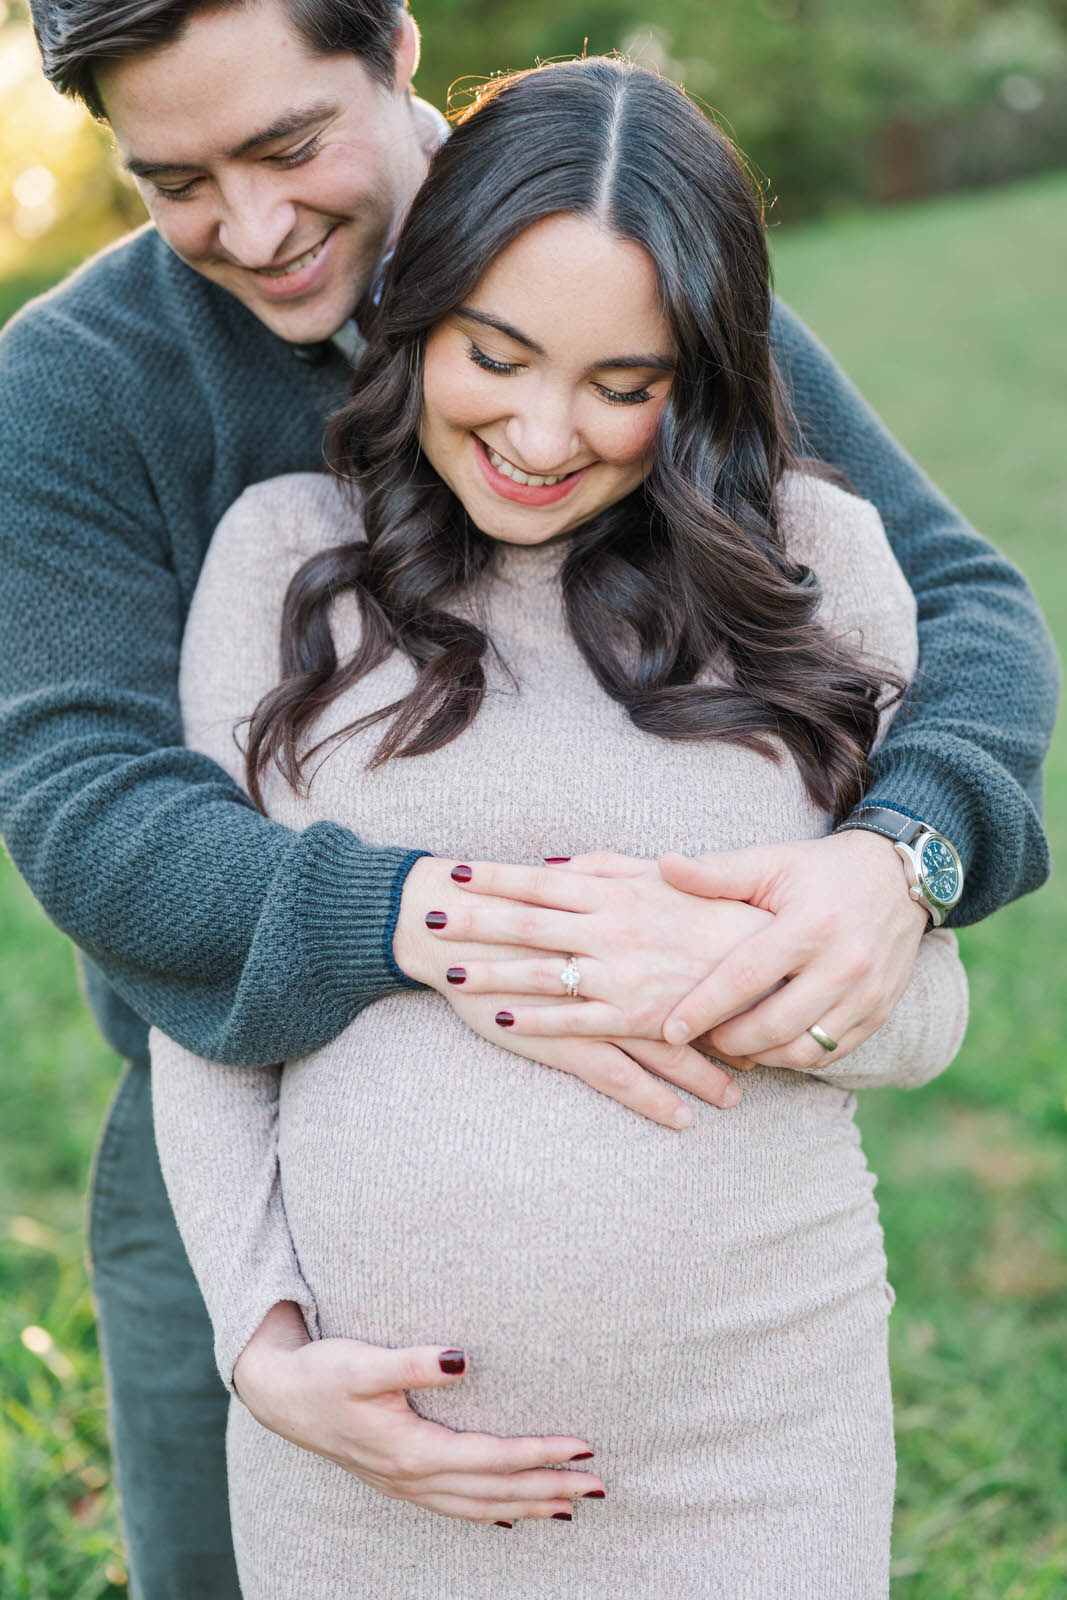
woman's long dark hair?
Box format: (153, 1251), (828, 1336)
(244, 57), (901, 820)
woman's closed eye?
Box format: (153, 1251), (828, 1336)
(466, 342), (653, 406)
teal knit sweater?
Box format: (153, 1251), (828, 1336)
(0, 227), (1056, 1067)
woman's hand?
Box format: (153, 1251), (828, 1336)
(233, 1302), (603, 1526)
(416, 852), (775, 1043)
(394, 856), (743, 1127)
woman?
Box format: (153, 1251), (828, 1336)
(151, 57), (967, 1597)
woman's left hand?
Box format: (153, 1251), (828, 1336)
(427, 853), (774, 1041)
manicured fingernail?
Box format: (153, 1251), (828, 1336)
(544, 857), (571, 864)
(672, 1104), (693, 1128)
(425, 911), (447, 929)
(722, 1081), (742, 1108)
(552, 1511), (573, 1520)
(446, 967), (467, 985)
(664, 1019), (690, 1045)
(494, 1520), (514, 1528)
(495, 1011), (514, 1028)
(451, 864), (473, 882)
(438, 1350), (466, 1373)
(569, 1452), (594, 1461)
(583, 1490), (605, 1498)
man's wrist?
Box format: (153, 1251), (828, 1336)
(829, 827), (932, 928)
(835, 804), (963, 926)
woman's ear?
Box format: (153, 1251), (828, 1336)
(392, 10), (421, 94)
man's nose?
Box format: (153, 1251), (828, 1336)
(216, 180), (299, 270)
(503, 402), (582, 476)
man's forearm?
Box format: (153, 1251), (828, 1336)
(770, 297), (1057, 921)
(0, 730), (425, 1064)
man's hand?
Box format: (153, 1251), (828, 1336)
(233, 1302), (603, 1525)
(658, 830), (929, 1070)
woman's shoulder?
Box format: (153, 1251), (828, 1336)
(208, 471), (358, 579)
(775, 468), (917, 678)
(180, 472), (362, 782)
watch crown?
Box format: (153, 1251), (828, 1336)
(909, 886), (923, 901)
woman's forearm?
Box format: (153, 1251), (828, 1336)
(149, 1031), (320, 1390)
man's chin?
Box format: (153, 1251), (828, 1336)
(246, 294), (358, 347)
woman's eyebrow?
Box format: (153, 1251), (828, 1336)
(457, 309), (675, 374)
(457, 307), (544, 354)
(594, 353), (678, 373)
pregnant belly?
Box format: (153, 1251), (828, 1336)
(278, 992), (890, 1458)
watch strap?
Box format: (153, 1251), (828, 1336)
(836, 805), (926, 847)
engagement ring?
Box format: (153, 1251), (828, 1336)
(560, 956), (582, 997)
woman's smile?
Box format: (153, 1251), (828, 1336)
(473, 434), (591, 506)
(417, 214), (675, 546)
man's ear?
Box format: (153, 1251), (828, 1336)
(393, 10), (421, 94)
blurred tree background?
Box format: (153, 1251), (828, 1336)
(2, 0), (1067, 274)
(1, 2), (1065, 1597)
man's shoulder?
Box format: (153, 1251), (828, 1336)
(1, 226), (241, 379)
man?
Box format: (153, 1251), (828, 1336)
(2, 1), (1056, 1592)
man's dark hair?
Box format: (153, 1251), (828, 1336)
(29, 0), (405, 119)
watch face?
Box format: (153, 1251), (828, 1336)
(919, 835), (962, 907)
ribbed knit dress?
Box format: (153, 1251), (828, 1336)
(151, 468), (968, 1600)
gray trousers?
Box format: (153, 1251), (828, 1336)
(88, 1062), (242, 1598)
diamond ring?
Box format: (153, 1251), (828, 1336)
(560, 956), (582, 997)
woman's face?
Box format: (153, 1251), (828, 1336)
(418, 214), (677, 546)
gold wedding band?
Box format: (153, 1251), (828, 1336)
(807, 1022), (838, 1053)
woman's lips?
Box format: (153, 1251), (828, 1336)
(473, 435), (589, 507)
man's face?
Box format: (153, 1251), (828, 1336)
(98, 1), (424, 342)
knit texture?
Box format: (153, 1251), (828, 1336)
(0, 228), (1052, 1069)
(151, 470), (969, 1598)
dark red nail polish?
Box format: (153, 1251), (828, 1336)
(425, 911), (447, 929)
(583, 1490), (605, 1499)
(438, 1350), (465, 1374)
(451, 864), (473, 882)
(544, 857), (571, 864)
(569, 1452), (594, 1461)
(552, 1512), (573, 1521)
(494, 1520), (514, 1528)
(446, 967), (467, 985)
(495, 1011), (514, 1028)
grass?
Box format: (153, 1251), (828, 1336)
(2, 170), (1066, 1595)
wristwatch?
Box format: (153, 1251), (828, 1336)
(836, 806), (964, 927)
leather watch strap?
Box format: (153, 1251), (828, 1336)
(836, 805), (926, 846)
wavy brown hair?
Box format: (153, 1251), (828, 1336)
(244, 56), (902, 820)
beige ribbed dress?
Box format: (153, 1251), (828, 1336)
(151, 469), (968, 1600)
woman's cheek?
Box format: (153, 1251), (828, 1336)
(596, 399), (666, 467)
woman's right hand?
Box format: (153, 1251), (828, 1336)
(394, 858), (742, 1129)
(233, 1302), (603, 1524)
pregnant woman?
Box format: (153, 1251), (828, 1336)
(151, 57), (968, 1598)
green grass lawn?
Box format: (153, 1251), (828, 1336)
(2, 171), (1066, 1596)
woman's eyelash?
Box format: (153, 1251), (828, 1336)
(467, 342), (518, 376)
(596, 383), (653, 406)
(154, 136), (323, 200)
(468, 342), (652, 405)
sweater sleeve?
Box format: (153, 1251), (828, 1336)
(779, 472), (969, 1092)
(770, 298), (1058, 925)
(0, 308), (424, 1068)
(150, 1028), (319, 1389)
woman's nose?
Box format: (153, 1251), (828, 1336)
(503, 404), (582, 476)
